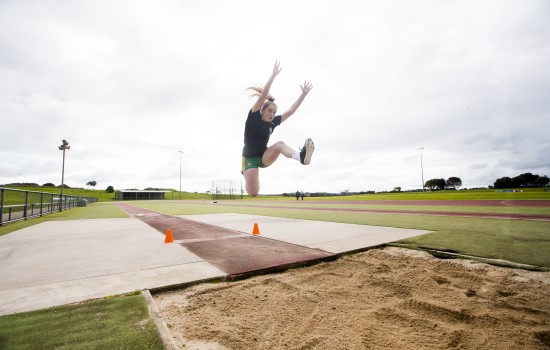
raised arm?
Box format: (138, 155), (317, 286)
(281, 80), (313, 123)
(251, 60), (282, 113)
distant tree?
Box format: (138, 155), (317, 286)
(537, 175), (550, 187)
(392, 187), (401, 192)
(494, 173), (550, 189)
(424, 179), (435, 191)
(86, 181), (97, 190)
(511, 173), (536, 188)
(494, 176), (512, 189)
(42, 183), (56, 187)
(106, 186), (115, 193)
(425, 179), (435, 191)
(446, 177), (462, 189)
(425, 178), (446, 191)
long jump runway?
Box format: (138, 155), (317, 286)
(0, 204), (430, 315)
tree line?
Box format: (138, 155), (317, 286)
(493, 172), (549, 189)
(421, 173), (549, 191)
(0, 182), (116, 193)
(423, 177), (462, 191)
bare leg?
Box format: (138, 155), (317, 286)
(244, 141), (299, 197)
(243, 168), (260, 197)
(262, 141), (295, 167)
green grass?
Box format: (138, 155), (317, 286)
(202, 200), (550, 216)
(45, 202), (129, 220)
(126, 198), (550, 217)
(0, 294), (163, 350)
(1, 186), (213, 203)
(1, 186), (117, 203)
(3, 186), (549, 203)
(309, 188), (550, 201)
(0, 202), (128, 236)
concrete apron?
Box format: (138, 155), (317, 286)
(0, 218), (225, 316)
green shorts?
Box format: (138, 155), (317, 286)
(242, 156), (266, 172)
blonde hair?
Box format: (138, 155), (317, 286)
(246, 86), (277, 112)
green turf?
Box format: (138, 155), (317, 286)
(2, 186), (212, 202)
(45, 202), (129, 220)
(0, 293), (163, 350)
(198, 200), (550, 216)
(3, 186), (550, 203)
(312, 188), (550, 200)
(1, 186), (117, 203)
(125, 199), (550, 217)
(0, 202), (128, 236)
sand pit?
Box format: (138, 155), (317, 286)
(155, 247), (550, 349)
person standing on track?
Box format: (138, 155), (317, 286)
(242, 60), (314, 197)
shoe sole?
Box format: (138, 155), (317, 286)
(303, 138), (314, 165)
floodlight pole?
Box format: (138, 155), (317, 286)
(418, 147), (425, 192)
(59, 140), (70, 211)
(178, 151), (184, 200)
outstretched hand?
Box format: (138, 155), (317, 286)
(272, 60), (282, 77)
(301, 81), (313, 94)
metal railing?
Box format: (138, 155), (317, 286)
(0, 187), (98, 226)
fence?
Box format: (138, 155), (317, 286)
(210, 180), (241, 200)
(0, 187), (98, 226)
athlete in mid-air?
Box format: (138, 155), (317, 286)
(242, 60), (314, 197)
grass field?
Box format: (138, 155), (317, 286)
(3, 186), (550, 203)
(0, 202), (129, 236)
(1, 186), (211, 202)
(310, 188), (550, 200)
(0, 294), (163, 350)
(1, 193), (549, 349)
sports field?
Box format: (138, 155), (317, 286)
(1, 195), (549, 349)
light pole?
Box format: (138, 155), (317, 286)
(59, 140), (70, 211)
(178, 150), (184, 200)
(417, 147), (425, 192)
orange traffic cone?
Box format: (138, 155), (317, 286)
(252, 223), (260, 235)
(165, 228), (174, 243)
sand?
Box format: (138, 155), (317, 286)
(155, 247), (550, 349)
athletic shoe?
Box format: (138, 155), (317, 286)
(300, 138), (315, 165)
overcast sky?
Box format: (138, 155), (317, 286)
(1, 0), (549, 195)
